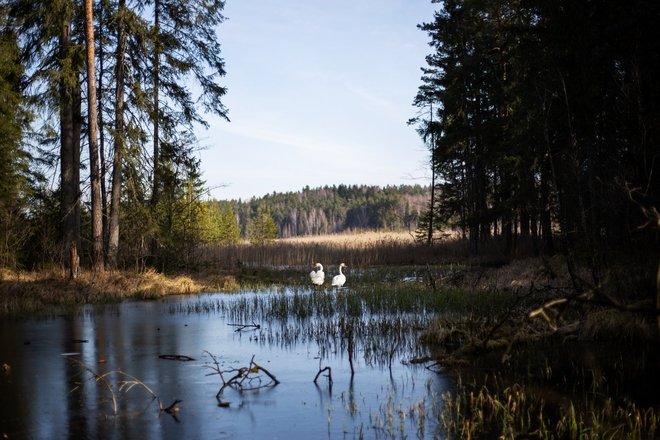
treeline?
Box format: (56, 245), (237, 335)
(411, 0), (659, 268)
(217, 184), (429, 238)
(0, 0), (228, 272)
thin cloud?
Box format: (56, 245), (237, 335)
(218, 122), (365, 158)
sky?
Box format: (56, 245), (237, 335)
(197, 0), (438, 201)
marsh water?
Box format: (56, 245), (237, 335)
(0, 288), (450, 439)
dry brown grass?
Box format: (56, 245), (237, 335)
(0, 268), (233, 315)
(279, 230), (416, 246)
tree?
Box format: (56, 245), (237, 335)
(4, 0), (230, 272)
(8, 0), (85, 276)
(149, 0), (228, 208)
(0, 20), (30, 268)
(58, 1), (83, 278)
(200, 201), (240, 245)
(84, 0), (104, 271)
(144, 0), (228, 267)
(247, 211), (278, 245)
(105, 0), (126, 269)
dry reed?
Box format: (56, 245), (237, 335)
(194, 231), (472, 270)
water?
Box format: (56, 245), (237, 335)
(0, 289), (451, 439)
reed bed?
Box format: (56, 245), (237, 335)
(194, 232), (472, 269)
(171, 287), (435, 366)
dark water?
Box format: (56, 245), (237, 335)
(0, 290), (450, 439)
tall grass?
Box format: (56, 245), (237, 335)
(440, 375), (658, 439)
(193, 232), (473, 269)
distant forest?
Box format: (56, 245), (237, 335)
(216, 184), (430, 239)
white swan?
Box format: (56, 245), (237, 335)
(309, 263), (325, 286)
(332, 263), (347, 287)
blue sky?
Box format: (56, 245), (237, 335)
(198, 0), (438, 201)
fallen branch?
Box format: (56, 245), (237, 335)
(480, 285), (537, 345)
(203, 351), (279, 407)
(159, 354), (195, 361)
(228, 322), (261, 332)
(529, 285), (659, 334)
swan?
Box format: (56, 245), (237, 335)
(332, 263), (347, 287)
(309, 263), (325, 286)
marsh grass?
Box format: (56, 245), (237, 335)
(440, 375), (658, 439)
(172, 287), (436, 367)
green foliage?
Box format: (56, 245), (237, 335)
(247, 210), (278, 245)
(150, 135), (209, 269)
(0, 24), (31, 268)
(200, 201), (240, 245)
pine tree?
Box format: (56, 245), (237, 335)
(247, 211), (278, 245)
(0, 20), (30, 267)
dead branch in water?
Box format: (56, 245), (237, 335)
(313, 366), (333, 387)
(203, 351), (279, 407)
(159, 354), (196, 361)
(228, 322), (261, 332)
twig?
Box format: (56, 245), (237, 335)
(250, 356), (280, 385)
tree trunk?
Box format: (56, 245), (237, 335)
(107, 0), (126, 269)
(147, 0), (162, 268)
(59, 15), (80, 279)
(540, 165), (554, 255)
(99, 0), (108, 254)
(656, 260), (660, 338)
(85, 0), (104, 272)
(151, 0), (160, 208)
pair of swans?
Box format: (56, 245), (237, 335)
(310, 263), (346, 287)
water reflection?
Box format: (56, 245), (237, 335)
(0, 289), (451, 439)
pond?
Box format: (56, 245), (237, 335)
(0, 288), (451, 439)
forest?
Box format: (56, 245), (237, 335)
(227, 184), (429, 238)
(410, 0), (659, 287)
(0, 0), (658, 282)
(0, 0), (229, 273)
